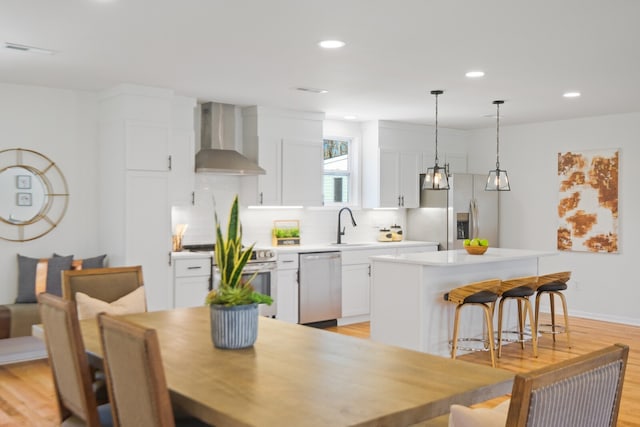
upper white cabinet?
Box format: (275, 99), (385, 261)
(98, 84), (196, 311)
(362, 121), (423, 208)
(168, 96), (197, 205)
(241, 107), (324, 207)
(378, 150), (421, 208)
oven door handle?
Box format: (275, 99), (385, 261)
(240, 263), (277, 273)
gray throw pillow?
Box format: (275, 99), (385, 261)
(16, 254), (74, 303)
(54, 253), (107, 270)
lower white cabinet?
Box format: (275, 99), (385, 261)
(173, 257), (211, 308)
(341, 264), (371, 317)
(340, 244), (438, 324)
(276, 253), (299, 323)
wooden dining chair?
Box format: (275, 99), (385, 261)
(37, 293), (112, 427)
(62, 266), (145, 306)
(97, 313), (209, 427)
(506, 343), (628, 426)
(447, 344), (629, 427)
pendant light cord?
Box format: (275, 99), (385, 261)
(434, 92), (439, 165)
(495, 101), (501, 170)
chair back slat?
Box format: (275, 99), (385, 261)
(37, 293), (103, 426)
(447, 279), (500, 305)
(98, 313), (176, 427)
(497, 276), (538, 295)
(62, 266), (145, 305)
(537, 271), (571, 289)
(506, 343), (629, 426)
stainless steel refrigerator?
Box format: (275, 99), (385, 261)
(406, 173), (499, 250)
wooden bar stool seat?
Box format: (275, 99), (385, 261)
(496, 276), (538, 358)
(535, 271), (571, 348)
(444, 279), (501, 368)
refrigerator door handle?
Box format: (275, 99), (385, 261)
(470, 198), (479, 239)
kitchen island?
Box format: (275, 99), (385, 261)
(370, 248), (555, 357)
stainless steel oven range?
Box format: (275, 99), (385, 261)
(213, 247), (277, 318)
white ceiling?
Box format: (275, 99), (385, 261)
(2, 0), (639, 130)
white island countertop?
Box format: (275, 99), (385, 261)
(371, 247), (555, 266)
(273, 240), (438, 254)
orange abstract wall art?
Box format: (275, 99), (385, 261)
(557, 149), (619, 253)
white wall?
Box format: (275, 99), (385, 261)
(468, 112), (640, 325)
(0, 83), (101, 303)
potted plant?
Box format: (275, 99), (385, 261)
(205, 195), (273, 349)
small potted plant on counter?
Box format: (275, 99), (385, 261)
(205, 195), (273, 349)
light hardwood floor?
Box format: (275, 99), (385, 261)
(0, 314), (638, 426)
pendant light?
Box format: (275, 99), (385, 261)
(485, 100), (511, 191)
(423, 90), (450, 190)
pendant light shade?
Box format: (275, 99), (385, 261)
(423, 90), (450, 190)
(485, 100), (511, 191)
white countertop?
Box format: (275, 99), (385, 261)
(371, 247), (556, 266)
(272, 240), (439, 254)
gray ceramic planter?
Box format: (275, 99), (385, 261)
(209, 303), (259, 349)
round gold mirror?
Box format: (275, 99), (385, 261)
(0, 148), (69, 242)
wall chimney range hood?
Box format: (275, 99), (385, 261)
(195, 102), (265, 175)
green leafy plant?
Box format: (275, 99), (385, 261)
(205, 195), (273, 307)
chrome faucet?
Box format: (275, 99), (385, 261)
(337, 207), (357, 244)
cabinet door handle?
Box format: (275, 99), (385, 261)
(398, 195), (401, 206)
(168, 155), (172, 171)
(281, 260), (295, 263)
(368, 264), (371, 277)
(187, 266), (202, 270)
(260, 192), (264, 205)
(401, 195), (405, 206)
(191, 191), (195, 205)
(168, 252), (172, 266)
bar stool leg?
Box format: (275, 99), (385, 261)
(481, 303), (496, 368)
(451, 304), (462, 360)
(497, 298), (506, 358)
(557, 291), (572, 348)
(550, 293), (557, 343)
(517, 299), (525, 349)
(523, 297), (538, 357)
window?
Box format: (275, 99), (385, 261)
(323, 138), (352, 205)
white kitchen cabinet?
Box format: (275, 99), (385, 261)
(168, 96), (197, 205)
(276, 253), (299, 323)
(377, 150), (421, 208)
(339, 245), (437, 324)
(173, 257), (211, 308)
(241, 106), (324, 207)
(282, 139), (323, 206)
(98, 84), (196, 311)
(341, 263), (371, 317)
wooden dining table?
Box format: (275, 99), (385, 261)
(79, 306), (513, 427)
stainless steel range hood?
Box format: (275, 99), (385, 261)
(195, 102), (265, 175)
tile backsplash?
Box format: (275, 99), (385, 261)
(172, 175), (407, 248)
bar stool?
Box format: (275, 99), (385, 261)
(496, 276), (538, 358)
(535, 271), (571, 348)
(444, 279), (500, 368)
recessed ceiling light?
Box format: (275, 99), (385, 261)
(318, 40), (346, 49)
(563, 92), (581, 98)
(343, 115), (357, 120)
(465, 70), (485, 78)
(4, 42), (55, 55)
(295, 87), (328, 94)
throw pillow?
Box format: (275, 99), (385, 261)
(16, 254), (74, 303)
(53, 253), (107, 270)
(449, 399), (511, 427)
(75, 287), (146, 320)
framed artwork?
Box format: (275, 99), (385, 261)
(557, 148), (619, 253)
(16, 192), (32, 206)
(16, 175), (31, 189)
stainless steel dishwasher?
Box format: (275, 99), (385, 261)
(298, 251), (342, 325)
